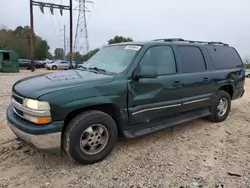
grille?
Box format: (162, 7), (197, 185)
(12, 93), (24, 118)
(13, 107), (24, 117)
(12, 94), (23, 104)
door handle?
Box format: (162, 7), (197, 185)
(173, 80), (181, 86)
(203, 78), (209, 83)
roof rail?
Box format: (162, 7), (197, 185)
(152, 38), (229, 46)
(153, 38), (185, 42)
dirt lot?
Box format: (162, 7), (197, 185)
(0, 70), (250, 188)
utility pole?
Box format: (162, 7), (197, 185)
(30, 0), (72, 71)
(69, 0), (73, 68)
(64, 25), (66, 60)
(30, 0), (35, 72)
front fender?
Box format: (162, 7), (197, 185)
(38, 77), (128, 126)
(62, 95), (121, 111)
(61, 95), (128, 130)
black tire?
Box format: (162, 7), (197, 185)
(52, 65), (57, 70)
(63, 110), (118, 164)
(247, 74), (250, 78)
(209, 90), (231, 122)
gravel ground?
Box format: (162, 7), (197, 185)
(0, 69), (250, 188)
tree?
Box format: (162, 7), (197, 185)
(82, 48), (100, 62)
(54, 48), (64, 59)
(47, 52), (53, 59)
(0, 28), (30, 59)
(66, 48), (100, 62)
(108, 36), (133, 44)
(73, 52), (82, 61)
(0, 26), (51, 60)
(244, 63), (250, 69)
(15, 26), (23, 32)
(35, 37), (50, 60)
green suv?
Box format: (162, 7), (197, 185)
(7, 38), (245, 164)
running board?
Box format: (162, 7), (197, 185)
(123, 107), (211, 139)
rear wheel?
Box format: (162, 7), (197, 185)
(63, 110), (118, 164)
(52, 65), (57, 70)
(247, 74), (250, 78)
(209, 90), (231, 122)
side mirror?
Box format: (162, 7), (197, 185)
(138, 66), (158, 78)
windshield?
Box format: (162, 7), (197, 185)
(85, 45), (141, 74)
(47, 60), (55, 64)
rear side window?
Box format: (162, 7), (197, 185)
(206, 46), (242, 69)
(178, 46), (206, 73)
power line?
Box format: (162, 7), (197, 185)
(95, 0), (112, 12)
(29, 0), (74, 70)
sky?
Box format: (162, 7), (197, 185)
(1, 0), (250, 60)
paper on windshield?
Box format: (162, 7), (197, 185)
(124, 45), (141, 51)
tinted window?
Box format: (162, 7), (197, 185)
(140, 46), (176, 75)
(3, 52), (10, 60)
(206, 46), (242, 69)
(178, 46), (206, 73)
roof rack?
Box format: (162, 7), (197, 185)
(152, 38), (229, 46)
(153, 38), (185, 42)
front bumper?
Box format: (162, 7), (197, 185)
(7, 106), (63, 153)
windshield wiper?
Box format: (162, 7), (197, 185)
(88, 67), (113, 75)
(77, 66), (88, 70)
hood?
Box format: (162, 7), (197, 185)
(13, 70), (115, 99)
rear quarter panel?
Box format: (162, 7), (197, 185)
(203, 46), (245, 99)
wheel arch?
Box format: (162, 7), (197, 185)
(218, 85), (234, 98)
(61, 103), (124, 140)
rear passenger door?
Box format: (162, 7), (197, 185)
(176, 46), (212, 112)
(59, 61), (68, 69)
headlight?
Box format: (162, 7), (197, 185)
(23, 98), (50, 110)
(22, 98), (51, 124)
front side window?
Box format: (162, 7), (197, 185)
(85, 45), (141, 74)
(140, 46), (176, 75)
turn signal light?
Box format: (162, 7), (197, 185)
(37, 117), (52, 124)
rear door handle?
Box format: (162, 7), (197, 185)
(173, 80), (181, 86)
(203, 78), (209, 83)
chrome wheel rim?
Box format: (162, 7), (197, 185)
(80, 124), (109, 155)
(217, 98), (228, 117)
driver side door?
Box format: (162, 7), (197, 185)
(128, 45), (184, 126)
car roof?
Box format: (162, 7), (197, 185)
(0, 50), (15, 53)
(107, 38), (230, 48)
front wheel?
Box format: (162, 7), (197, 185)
(63, 110), (118, 164)
(209, 90), (231, 122)
(52, 65), (57, 70)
